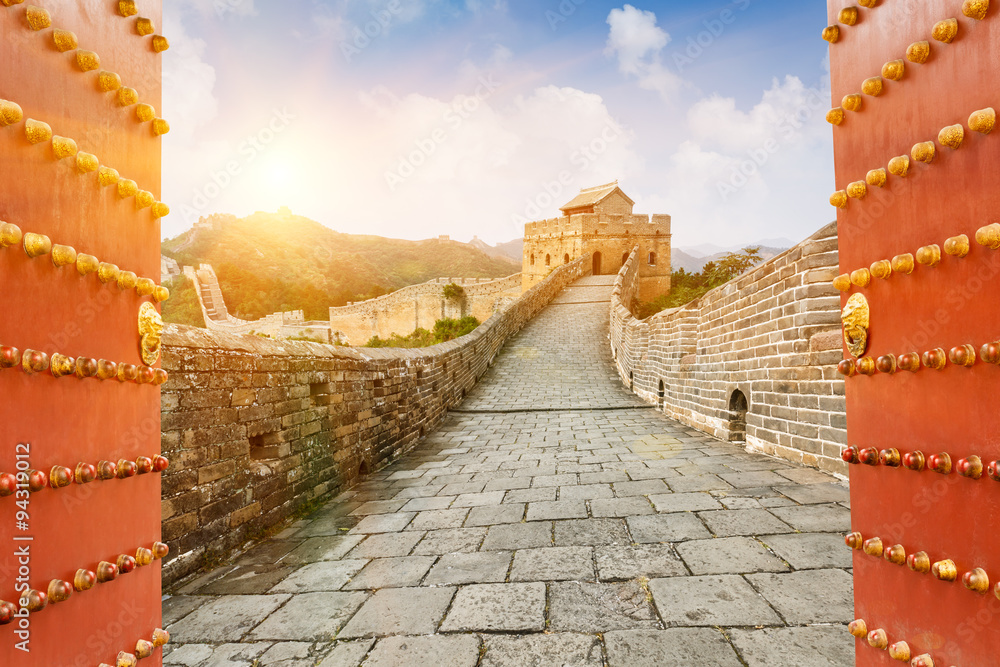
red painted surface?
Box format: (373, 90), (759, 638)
(0, 1), (164, 665)
(828, 1), (1000, 664)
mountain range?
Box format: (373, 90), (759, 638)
(162, 212), (518, 321)
(671, 241), (793, 273)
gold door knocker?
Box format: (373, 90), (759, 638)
(842, 293), (870, 358)
(138, 302), (163, 366)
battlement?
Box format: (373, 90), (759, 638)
(524, 212), (671, 238)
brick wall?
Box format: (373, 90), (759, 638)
(609, 222), (848, 474)
(159, 256), (591, 585)
(328, 274), (522, 345)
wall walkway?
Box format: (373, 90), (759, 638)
(162, 272), (853, 667)
(159, 256), (590, 584)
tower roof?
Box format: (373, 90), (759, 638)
(559, 181), (634, 213)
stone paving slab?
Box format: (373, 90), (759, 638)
(316, 640), (375, 667)
(627, 513), (711, 543)
(249, 592), (368, 642)
(344, 532), (424, 559)
(761, 532), (854, 569)
(281, 535), (365, 565)
(647, 575), (783, 627)
(676, 536), (790, 575)
(162, 595), (212, 627)
(729, 625), (855, 667)
(413, 527), (486, 554)
(338, 587), (455, 638)
(166, 276), (853, 665)
(548, 580), (660, 632)
(746, 569), (855, 624)
(509, 546), (595, 582)
(594, 544), (688, 581)
(270, 560), (368, 594)
(196, 564), (295, 595)
(256, 641), (315, 667)
(698, 508), (793, 537)
(169, 594), (291, 642)
(769, 503), (852, 532)
(648, 491), (723, 512)
(554, 518), (630, 546)
(480, 521), (552, 550)
(424, 551), (512, 585)
(341, 556), (436, 589)
(440, 582), (546, 632)
(164, 641), (273, 666)
(604, 628), (743, 667)
(480, 633), (604, 667)
(362, 635), (481, 667)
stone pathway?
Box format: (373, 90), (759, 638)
(162, 276), (854, 667)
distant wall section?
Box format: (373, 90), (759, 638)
(184, 264), (335, 342)
(329, 274), (521, 345)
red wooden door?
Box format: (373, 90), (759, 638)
(0, 2), (168, 665)
(828, 1), (1000, 664)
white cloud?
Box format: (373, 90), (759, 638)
(605, 5), (681, 97)
(346, 83), (642, 242)
(161, 13), (218, 143)
(641, 72), (834, 248)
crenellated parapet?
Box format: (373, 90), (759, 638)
(524, 213), (671, 238)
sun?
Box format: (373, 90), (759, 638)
(266, 160), (294, 187)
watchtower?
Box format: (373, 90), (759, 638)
(521, 181), (671, 301)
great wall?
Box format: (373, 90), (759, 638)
(610, 222), (845, 474)
(158, 184), (847, 583)
(159, 256), (591, 584)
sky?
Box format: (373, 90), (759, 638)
(161, 0), (835, 248)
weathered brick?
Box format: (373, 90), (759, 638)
(199, 460), (236, 485)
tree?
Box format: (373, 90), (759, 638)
(632, 247), (764, 319)
(161, 276), (207, 328)
(442, 283), (466, 301)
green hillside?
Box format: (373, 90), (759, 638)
(162, 212), (518, 321)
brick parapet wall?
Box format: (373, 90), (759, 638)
(609, 222), (848, 474)
(159, 256), (591, 585)
(328, 274), (522, 344)
(525, 212), (671, 238)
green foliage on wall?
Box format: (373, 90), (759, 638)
(633, 247), (763, 319)
(161, 275), (207, 328)
(364, 316), (481, 348)
(442, 282), (466, 301)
